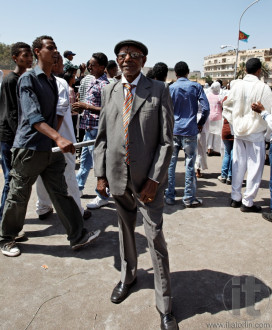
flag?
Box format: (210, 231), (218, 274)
(239, 30), (250, 42)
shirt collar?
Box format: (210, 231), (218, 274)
(243, 74), (259, 82)
(121, 72), (142, 87)
(95, 73), (108, 83)
(34, 65), (45, 76)
(177, 77), (188, 81)
(34, 65), (55, 80)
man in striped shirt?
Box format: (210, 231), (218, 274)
(72, 52), (109, 208)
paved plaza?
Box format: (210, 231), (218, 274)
(1, 154), (272, 329)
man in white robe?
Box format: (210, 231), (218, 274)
(223, 58), (272, 212)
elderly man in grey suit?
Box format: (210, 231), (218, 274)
(94, 40), (178, 330)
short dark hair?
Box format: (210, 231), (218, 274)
(146, 68), (155, 79)
(92, 52), (108, 67)
(11, 42), (31, 57)
(174, 61), (189, 77)
(153, 62), (168, 81)
(246, 58), (262, 74)
(63, 71), (75, 85)
(216, 79), (223, 87)
(106, 60), (117, 71)
(32, 35), (54, 59)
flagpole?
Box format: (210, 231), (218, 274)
(234, 0), (260, 79)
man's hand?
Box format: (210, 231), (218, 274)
(198, 125), (203, 133)
(96, 177), (109, 198)
(79, 63), (86, 75)
(252, 101), (265, 113)
(55, 136), (75, 154)
(72, 102), (87, 114)
(33, 122), (75, 154)
(139, 179), (159, 204)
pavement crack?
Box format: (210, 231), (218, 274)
(56, 271), (88, 284)
(24, 290), (70, 330)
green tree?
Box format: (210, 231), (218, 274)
(0, 43), (15, 70)
(236, 62), (246, 79)
(204, 75), (213, 85)
(261, 61), (270, 80)
(236, 60), (270, 81)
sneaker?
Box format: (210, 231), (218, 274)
(240, 204), (262, 213)
(1, 241), (21, 257)
(72, 230), (101, 250)
(39, 208), (53, 220)
(217, 176), (226, 184)
(87, 196), (109, 209)
(184, 198), (203, 208)
(165, 197), (175, 205)
(83, 209), (92, 220)
(226, 178), (232, 185)
(230, 199), (242, 208)
(262, 212), (272, 222)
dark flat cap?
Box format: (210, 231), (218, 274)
(114, 40), (148, 56)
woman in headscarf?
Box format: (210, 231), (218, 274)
(207, 81), (224, 156)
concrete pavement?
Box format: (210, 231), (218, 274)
(0, 154), (272, 329)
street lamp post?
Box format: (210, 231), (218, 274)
(234, 0), (260, 79)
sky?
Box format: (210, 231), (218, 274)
(0, 0), (272, 73)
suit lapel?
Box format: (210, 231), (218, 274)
(129, 75), (151, 124)
(113, 81), (125, 111)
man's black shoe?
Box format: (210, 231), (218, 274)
(83, 209), (92, 220)
(240, 204), (262, 213)
(160, 312), (178, 330)
(110, 278), (137, 304)
(39, 208), (53, 220)
(230, 199), (242, 208)
(262, 212), (272, 222)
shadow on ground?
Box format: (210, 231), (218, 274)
(124, 268), (271, 322)
(22, 208), (148, 270)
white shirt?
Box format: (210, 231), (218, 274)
(223, 74), (272, 142)
(56, 77), (76, 144)
(121, 73), (142, 98)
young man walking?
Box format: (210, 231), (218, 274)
(0, 36), (100, 257)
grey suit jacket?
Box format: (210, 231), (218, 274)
(94, 74), (174, 196)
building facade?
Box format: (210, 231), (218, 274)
(203, 48), (272, 86)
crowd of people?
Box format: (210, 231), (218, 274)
(1, 35), (272, 330)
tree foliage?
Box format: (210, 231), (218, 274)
(261, 61), (270, 79)
(0, 43), (15, 70)
(204, 75), (213, 85)
(236, 62), (246, 79)
(236, 60), (270, 80)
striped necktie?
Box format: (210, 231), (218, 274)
(123, 83), (135, 164)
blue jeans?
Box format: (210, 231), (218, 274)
(76, 129), (97, 191)
(165, 135), (197, 203)
(221, 140), (233, 179)
(0, 141), (13, 222)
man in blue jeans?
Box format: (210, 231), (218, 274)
(72, 53), (109, 209)
(165, 61), (209, 207)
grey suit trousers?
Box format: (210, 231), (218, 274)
(112, 171), (172, 314)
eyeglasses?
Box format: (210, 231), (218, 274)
(117, 52), (144, 60)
